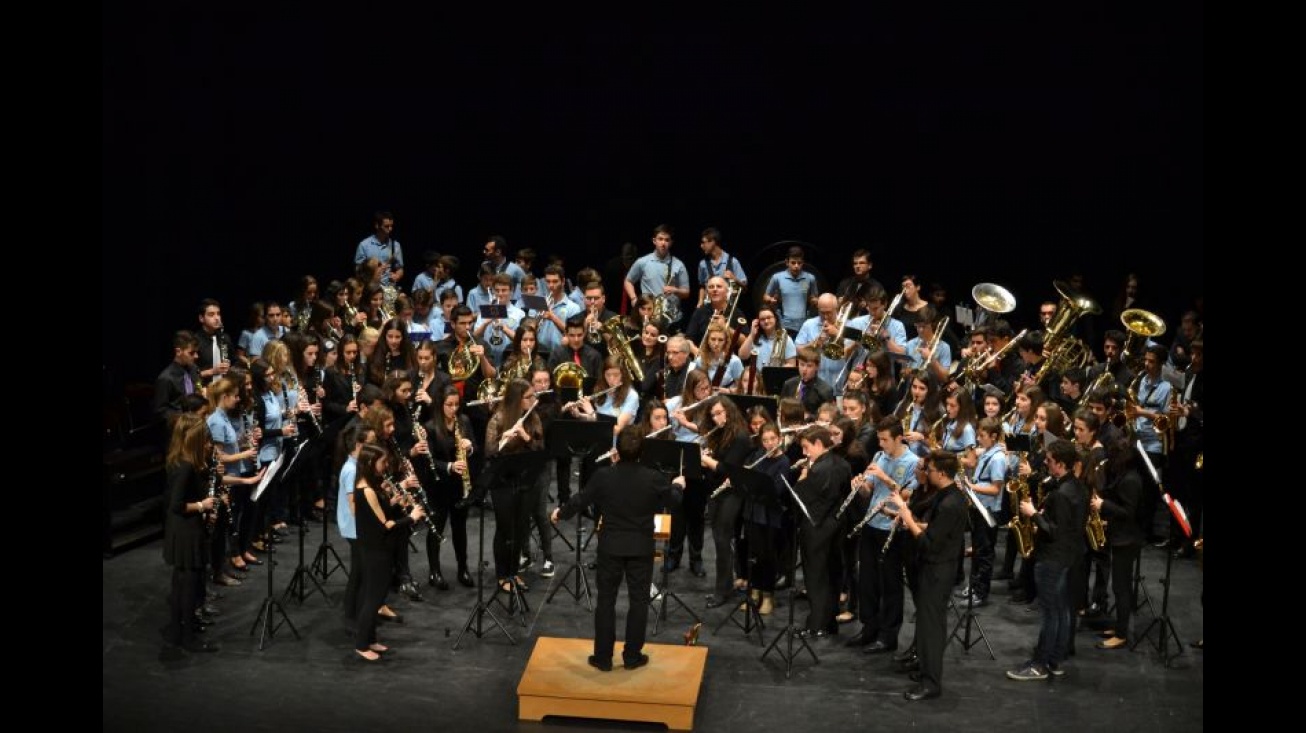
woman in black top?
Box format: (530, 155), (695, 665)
(353, 441), (425, 661)
(162, 413), (219, 652)
(368, 318), (417, 388)
(701, 397), (754, 607)
(1092, 438), (1144, 650)
(480, 378), (545, 592)
(424, 387), (476, 590)
(740, 423), (790, 615)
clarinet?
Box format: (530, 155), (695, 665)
(244, 410), (261, 470)
(205, 447), (220, 527)
(387, 438), (443, 542)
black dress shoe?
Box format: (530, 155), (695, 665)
(429, 573), (450, 591)
(862, 640), (897, 654)
(623, 653), (650, 670)
(401, 583), (425, 602)
(704, 595), (725, 609)
(892, 645), (918, 663)
(457, 567), (474, 587)
(689, 560), (707, 578)
(845, 630), (876, 647)
(904, 685), (940, 701)
(587, 655), (613, 672)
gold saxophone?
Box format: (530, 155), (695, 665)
(1005, 455), (1036, 559)
(926, 415), (947, 451)
(452, 417), (472, 499)
(901, 403), (914, 436)
(1086, 490), (1108, 551)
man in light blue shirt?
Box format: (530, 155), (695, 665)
(411, 250), (441, 296)
(248, 302), (288, 358)
(763, 245), (818, 333)
(695, 227), (747, 307)
(473, 274), (526, 368)
(902, 305), (952, 384)
(624, 224), (691, 326)
(483, 235), (526, 300)
(796, 293), (854, 390)
(536, 265), (582, 353)
(354, 211), (404, 288)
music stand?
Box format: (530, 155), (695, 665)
(486, 450), (549, 626)
(640, 439), (703, 634)
(712, 464), (772, 645)
(278, 438), (330, 606)
(249, 452), (300, 650)
(761, 367), (798, 397)
(1130, 443), (1190, 666)
(762, 473), (818, 677)
(946, 509), (996, 658)
(545, 419), (614, 610)
(721, 393), (779, 422)
(310, 426), (349, 586)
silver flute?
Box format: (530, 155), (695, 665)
(836, 450), (882, 519)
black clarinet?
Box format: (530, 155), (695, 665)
(387, 438), (443, 543)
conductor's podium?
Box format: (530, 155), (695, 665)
(517, 636), (708, 730)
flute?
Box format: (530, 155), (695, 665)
(836, 450), (882, 519)
(710, 444), (783, 499)
(497, 401), (539, 451)
(468, 389), (552, 407)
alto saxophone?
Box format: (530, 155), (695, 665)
(1085, 490), (1107, 551)
(452, 417), (473, 499)
(1005, 455), (1036, 559)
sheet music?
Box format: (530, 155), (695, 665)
(253, 453), (285, 502)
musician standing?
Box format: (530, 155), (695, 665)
(1127, 344), (1172, 544)
(483, 235), (526, 299)
(695, 227), (747, 307)
(762, 246), (817, 334)
(473, 274), (525, 369)
(884, 450), (967, 701)
(846, 417), (921, 653)
(835, 249), (884, 304)
(162, 414), (220, 652)
(536, 265), (582, 355)
(1008, 439), (1088, 680)
(154, 331), (203, 429)
(194, 299), (233, 386)
(354, 211), (404, 290)
(624, 224), (690, 330)
(793, 427), (851, 638)
(552, 426), (685, 671)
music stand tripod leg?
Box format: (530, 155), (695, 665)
(453, 502), (516, 648)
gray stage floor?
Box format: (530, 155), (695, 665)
(104, 491), (1203, 732)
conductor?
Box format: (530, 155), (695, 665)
(552, 425), (685, 672)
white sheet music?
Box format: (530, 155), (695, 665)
(253, 453), (284, 502)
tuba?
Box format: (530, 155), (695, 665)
(1031, 280), (1101, 383)
(971, 282), (1017, 324)
(1120, 308), (1166, 375)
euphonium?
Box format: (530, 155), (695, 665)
(1120, 308), (1166, 375)
(603, 316), (644, 384)
(1031, 280), (1101, 382)
(1085, 490), (1107, 551)
(822, 301), (854, 359)
(448, 338), (478, 381)
(552, 361), (587, 392)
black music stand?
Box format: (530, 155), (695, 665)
(545, 419), (614, 610)
(762, 474), (818, 678)
(721, 393), (779, 422)
(486, 450), (549, 626)
(279, 439), (330, 606)
(946, 510), (995, 658)
(451, 453), (542, 648)
(712, 464), (772, 645)
(1130, 445), (1190, 666)
(249, 453), (300, 651)
(640, 439), (703, 634)
(309, 477), (348, 586)
(761, 367), (798, 397)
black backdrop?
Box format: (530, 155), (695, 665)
(103, 6), (1202, 388)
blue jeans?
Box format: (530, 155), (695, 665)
(1034, 560), (1070, 667)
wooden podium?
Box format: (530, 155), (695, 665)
(517, 636), (708, 730)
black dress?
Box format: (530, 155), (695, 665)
(163, 463), (210, 571)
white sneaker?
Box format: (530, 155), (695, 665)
(540, 560), (555, 578)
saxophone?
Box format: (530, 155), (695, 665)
(452, 417), (473, 499)
(1085, 490), (1108, 551)
(1005, 465), (1036, 559)
(901, 403), (915, 436)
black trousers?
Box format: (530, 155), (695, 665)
(1111, 543), (1141, 639)
(710, 492), (744, 597)
(341, 538), (362, 626)
(593, 552), (654, 663)
(745, 522), (780, 591)
(967, 507), (997, 599)
(669, 479), (706, 563)
(208, 509), (229, 578)
(916, 560), (958, 696)
(799, 518), (838, 633)
(355, 547), (392, 651)
(490, 482), (530, 579)
(857, 526), (905, 646)
(523, 465), (553, 563)
(229, 481), (256, 556)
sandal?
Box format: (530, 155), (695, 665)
(355, 649), (381, 662)
(1096, 636), (1129, 650)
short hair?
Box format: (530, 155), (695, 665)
(438, 288), (461, 305)
(701, 227), (721, 244)
(1145, 343), (1168, 362)
(1018, 331), (1045, 354)
(616, 425), (644, 462)
(653, 223), (674, 238)
(543, 264), (566, 280)
(357, 384), (384, 408)
(864, 286), (888, 305)
(1061, 368), (1087, 389)
(197, 298), (221, 317)
(875, 415), (904, 439)
(1044, 438), (1078, 469)
(173, 331), (198, 351)
(851, 248), (870, 262)
(1073, 409), (1101, 433)
(373, 210), (394, 226)
(915, 305), (938, 325)
(583, 279), (604, 294)
(491, 273), (513, 289)
(801, 426), (833, 448)
(564, 315), (586, 332)
(452, 305), (474, 322)
(786, 245), (805, 261)
(438, 254), (461, 273)
(927, 450), (959, 477)
(515, 247), (536, 264)
(990, 320), (1014, 339)
(423, 250), (441, 267)
(796, 346), (821, 365)
(487, 235), (508, 253)
(977, 417), (1003, 439)
(1103, 329), (1126, 347)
